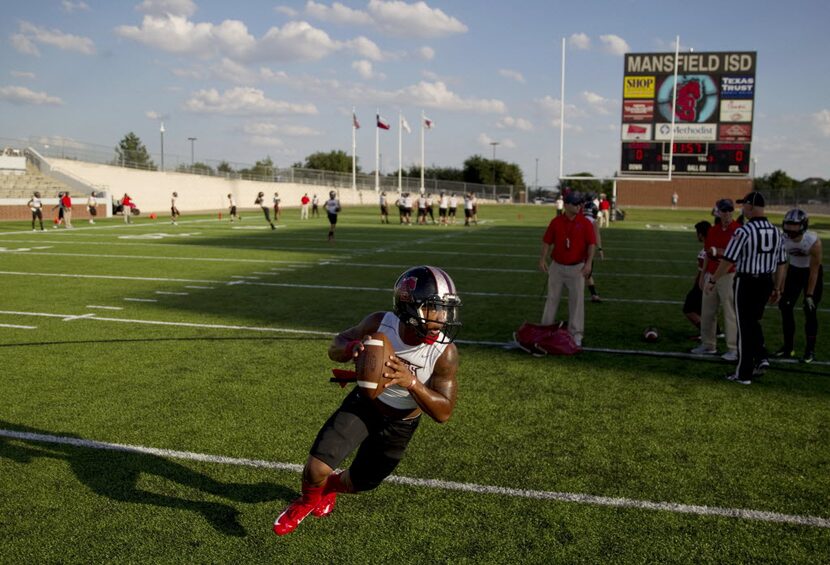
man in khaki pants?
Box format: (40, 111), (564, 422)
(692, 199), (739, 360)
(539, 191), (597, 347)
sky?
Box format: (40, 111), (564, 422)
(2, 0), (829, 184)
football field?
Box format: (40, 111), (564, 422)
(1, 205), (828, 563)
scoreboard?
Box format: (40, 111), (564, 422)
(620, 51), (756, 176)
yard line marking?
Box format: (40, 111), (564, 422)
(251, 271), (280, 276)
(2, 251), (329, 265)
(155, 291), (189, 296)
(184, 285), (214, 290)
(0, 271), (220, 284)
(231, 275), (260, 280)
(0, 428), (826, 529)
(62, 313), (96, 322)
(123, 298), (158, 303)
(0, 323), (36, 329)
(86, 305), (123, 310)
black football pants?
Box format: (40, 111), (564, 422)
(733, 274), (773, 381)
(779, 265), (823, 351)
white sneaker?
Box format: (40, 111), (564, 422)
(726, 373), (751, 385)
(573, 335), (583, 347)
(721, 351), (738, 362)
(690, 345), (717, 355)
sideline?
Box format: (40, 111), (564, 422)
(0, 428), (826, 529)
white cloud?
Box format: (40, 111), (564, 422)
(535, 95), (585, 130)
(14, 21), (95, 55)
(145, 110), (163, 120)
(249, 135), (286, 148)
(0, 85), (63, 106)
(305, 1), (374, 25)
(568, 33), (591, 50)
(183, 87), (318, 116)
(496, 116), (533, 131)
(582, 91), (615, 115)
(498, 69), (526, 84)
(814, 109), (830, 137)
(391, 81), (505, 113)
(10, 70), (36, 79)
(367, 0), (467, 38)
(419, 46), (435, 61)
(61, 1), (90, 13)
(344, 36), (385, 61)
(352, 59), (375, 79)
(599, 34), (629, 56)
(274, 5), (300, 17)
(243, 122), (321, 137)
(10, 34), (39, 56)
(213, 57), (259, 84)
(136, 0), (197, 17)
(477, 133), (515, 149)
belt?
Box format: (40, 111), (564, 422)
(736, 272), (772, 279)
(556, 261), (584, 266)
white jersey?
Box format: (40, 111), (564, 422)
(784, 231), (818, 269)
(464, 196), (473, 210)
(375, 312), (449, 410)
(228, 197), (237, 207)
(87, 196), (97, 207)
(440, 195), (448, 208)
(449, 197), (458, 208)
(29, 197), (42, 211)
(325, 198), (339, 214)
(379, 194), (387, 206)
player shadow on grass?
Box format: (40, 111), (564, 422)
(0, 421), (294, 537)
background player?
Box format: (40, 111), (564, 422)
(273, 266), (462, 536)
(775, 209), (823, 363)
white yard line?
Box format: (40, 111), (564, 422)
(0, 323), (36, 329)
(155, 291), (190, 296)
(184, 285), (214, 290)
(86, 305), (123, 311)
(123, 298), (158, 303)
(0, 428), (826, 529)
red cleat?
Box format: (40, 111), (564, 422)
(312, 491), (337, 518)
(273, 497), (318, 536)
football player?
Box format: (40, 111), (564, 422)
(324, 190), (340, 241)
(582, 199), (604, 302)
(775, 209), (823, 363)
(273, 266), (462, 536)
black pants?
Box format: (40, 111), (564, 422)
(779, 265), (823, 351)
(734, 274), (773, 380)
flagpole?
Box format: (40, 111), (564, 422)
(375, 109), (380, 193)
(352, 107), (357, 191)
(398, 113), (403, 193)
(420, 110), (425, 193)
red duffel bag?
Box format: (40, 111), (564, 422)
(514, 321), (581, 356)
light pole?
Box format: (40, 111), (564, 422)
(534, 157), (539, 200)
(490, 141), (499, 194)
(188, 137), (197, 170)
(160, 122), (165, 172)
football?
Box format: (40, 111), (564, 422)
(643, 327), (659, 342)
(354, 332), (394, 400)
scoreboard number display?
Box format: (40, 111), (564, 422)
(620, 51), (756, 176)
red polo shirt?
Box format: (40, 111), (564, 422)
(704, 220), (739, 274)
(542, 212), (596, 265)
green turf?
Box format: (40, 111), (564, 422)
(1, 205), (828, 563)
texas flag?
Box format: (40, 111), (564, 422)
(424, 116), (434, 129)
(353, 112), (360, 129)
(377, 114), (390, 130)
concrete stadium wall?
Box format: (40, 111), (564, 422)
(616, 177), (752, 209)
(0, 197), (105, 222)
(48, 159), (373, 215)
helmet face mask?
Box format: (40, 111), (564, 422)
(782, 209), (808, 238)
(393, 266), (461, 344)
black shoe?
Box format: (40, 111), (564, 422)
(802, 351), (815, 364)
(752, 358), (769, 378)
(772, 348), (795, 359)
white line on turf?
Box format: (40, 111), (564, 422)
(155, 291), (190, 296)
(124, 298), (158, 303)
(86, 305), (123, 310)
(61, 313), (96, 322)
(1, 309), (827, 367)
(0, 428), (826, 529)
(0, 323), (36, 329)
(184, 285), (214, 290)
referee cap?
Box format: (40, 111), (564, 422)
(563, 191), (583, 205)
(736, 191), (765, 207)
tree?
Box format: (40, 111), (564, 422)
(557, 172), (603, 195)
(462, 155), (525, 188)
(238, 156), (275, 180)
(303, 150), (358, 173)
(217, 161), (234, 174)
(115, 132), (155, 170)
(404, 165), (464, 182)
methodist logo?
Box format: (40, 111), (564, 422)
(721, 76), (755, 99)
(624, 76), (655, 98)
(655, 123), (717, 141)
(657, 75), (719, 123)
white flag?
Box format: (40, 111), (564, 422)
(401, 116), (411, 133)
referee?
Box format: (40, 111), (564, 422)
(706, 191), (787, 385)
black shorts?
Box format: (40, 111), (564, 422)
(464, 209), (472, 218)
(683, 284), (702, 315)
(89, 206), (97, 216)
(310, 389), (420, 492)
(439, 208), (447, 217)
(230, 206), (237, 215)
(327, 212), (338, 225)
(171, 207), (179, 217)
(418, 208), (426, 217)
(380, 205), (388, 214)
(404, 207), (412, 216)
(32, 209), (43, 219)
(449, 207), (457, 217)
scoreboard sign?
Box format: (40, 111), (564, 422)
(620, 51), (756, 176)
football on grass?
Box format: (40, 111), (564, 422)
(642, 327), (659, 342)
(355, 332), (394, 400)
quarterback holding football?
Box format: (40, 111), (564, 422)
(273, 265), (462, 536)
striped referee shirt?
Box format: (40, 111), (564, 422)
(723, 217), (787, 275)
